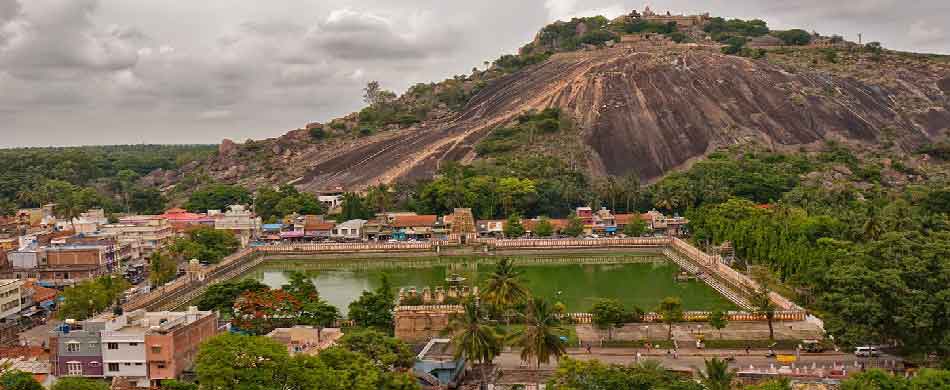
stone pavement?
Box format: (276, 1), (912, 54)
(490, 347), (900, 384)
(575, 321), (824, 344)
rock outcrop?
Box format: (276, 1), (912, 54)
(171, 46), (949, 192)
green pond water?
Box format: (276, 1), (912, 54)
(239, 253), (736, 315)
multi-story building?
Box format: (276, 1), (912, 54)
(42, 245), (111, 286)
(0, 279), (24, 318)
(102, 217), (174, 257)
(212, 205), (262, 247)
(160, 209), (215, 234)
(8, 249), (44, 279)
(50, 320), (106, 378)
(49, 308), (218, 388)
(144, 308), (218, 387)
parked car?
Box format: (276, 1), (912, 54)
(854, 346), (880, 357)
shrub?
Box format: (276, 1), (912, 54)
(309, 127), (326, 140)
(775, 29), (812, 46)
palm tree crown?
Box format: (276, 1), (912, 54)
(445, 302), (502, 385)
(699, 358), (735, 390)
(482, 258), (529, 320)
(511, 297), (567, 370)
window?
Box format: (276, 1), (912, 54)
(65, 342), (80, 353)
(151, 346), (162, 354)
(124, 363), (131, 366)
(107, 343), (119, 350)
(129, 342), (138, 346)
(66, 362), (82, 376)
(134, 362), (143, 366)
(108, 363), (120, 372)
(157, 363), (166, 369)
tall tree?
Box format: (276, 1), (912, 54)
(149, 250), (178, 286)
(656, 297), (684, 340)
(481, 257), (529, 326)
(511, 298), (567, 383)
(445, 302), (503, 386)
(591, 298), (625, 341)
(750, 287), (777, 340)
(708, 309), (729, 339)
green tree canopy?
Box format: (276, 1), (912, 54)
(185, 184), (251, 213)
(170, 226), (240, 264)
(563, 212), (584, 237)
(195, 333), (290, 390)
(591, 298), (625, 341)
(196, 279), (269, 316)
(347, 275), (396, 331)
(504, 214), (526, 238)
(57, 276), (129, 321)
(0, 370), (43, 390)
(50, 377), (109, 390)
(534, 217), (555, 237)
(656, 296), (683, 340)
(339, 329), (415, 370)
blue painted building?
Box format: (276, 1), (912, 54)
(413, 338), (466, 389)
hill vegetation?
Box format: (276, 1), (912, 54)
(0, 145), (215, 218)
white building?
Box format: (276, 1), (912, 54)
(0, 279), (24, 319)
(331, 219), (366, 240)
(56, 209), (109, 234)
(212, 205), (262, 247)
(101, 217), (174, 257)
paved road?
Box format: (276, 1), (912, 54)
(493, 347), (901, 377)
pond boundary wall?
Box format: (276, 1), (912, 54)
(124, 238), (806, 323)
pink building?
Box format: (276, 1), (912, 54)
(144, 309), (218, 387)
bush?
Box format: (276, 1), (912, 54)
(775, 29), (812, 46)
(721, 36), (748, 55)
(309, 127), (326, 140)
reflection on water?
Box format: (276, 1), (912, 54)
(241, 254), (735, 315)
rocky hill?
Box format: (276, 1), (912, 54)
(152, 11), (950, 194)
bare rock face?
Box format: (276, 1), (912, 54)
(219, 139), (237, 156)
(178, 47), (948, 192)
(938, 76), (950, 94)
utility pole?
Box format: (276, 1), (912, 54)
(858, 33), (863, 45)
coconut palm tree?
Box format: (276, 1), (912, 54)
(482, 257), (529, 325)
(699, 358), (735, 390)
(445, 301), (502, 386)
(510, 298), (567, 384)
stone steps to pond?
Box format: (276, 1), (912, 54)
(664, 249), (751, 310)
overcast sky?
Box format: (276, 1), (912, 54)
(1, 0), (947, 148)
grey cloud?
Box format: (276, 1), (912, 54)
(0, 0), (139, 80)
(1, 0), (948, 147)
(310, 8), (459, 61)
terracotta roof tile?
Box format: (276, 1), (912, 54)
(391, 215), (438, 228)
